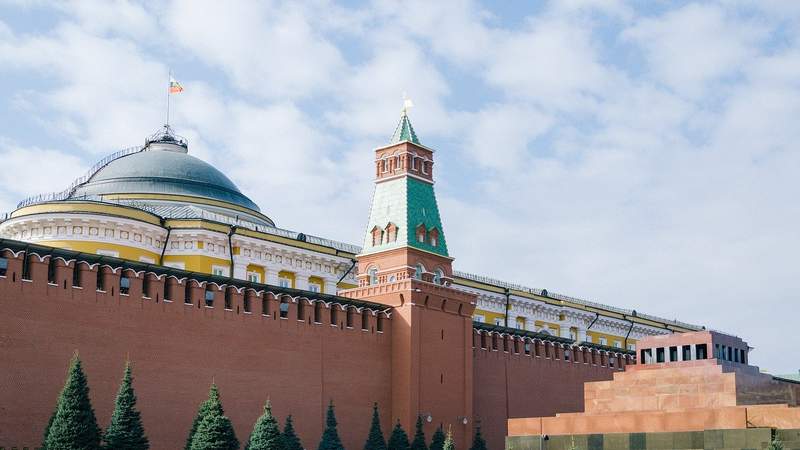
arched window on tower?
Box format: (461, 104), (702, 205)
(385, 223), (398, 243)
(368, 267), (378, 285)
(414, 263), (425, 280)
(416, 224), (426, 243)
(371, 226), (383, 247)
(433, 268), (444, 285)
(429, 228), (439, 247)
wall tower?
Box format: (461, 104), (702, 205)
(341, 107), (477, 445)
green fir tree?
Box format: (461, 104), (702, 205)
(442, 428), (455, 450)
(189, 383), (239, 450)
(317, 400), (344, 450)
(468, 423), (486, 450)
(43, 353), (102, 450)
(363, 403), (386, 450)
(387, 420), (410, 450)
(246, 400), (285, 450)
(186, 385), (220, 450)
(282, 415), (303, 450)
(410, 416), (427, 450)
(429, 426), (445, 450)
(103, 362), (149, 450)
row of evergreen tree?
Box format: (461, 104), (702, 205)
(41, 354), (488, 450)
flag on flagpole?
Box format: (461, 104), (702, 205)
(169, 76), (183, 94)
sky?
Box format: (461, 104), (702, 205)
(0, 0), (798, 373)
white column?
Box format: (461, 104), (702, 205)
(690, 345), (696, 361)
(295, 273), (309, 291)
(265, 267), (280, 286)
(324, 278), (338, 295)
(577, 328), (587, 342)
(560, 325), (571, 339)
(233, 261), (247, 280)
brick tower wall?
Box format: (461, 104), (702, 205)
(0, 250), (392, 450)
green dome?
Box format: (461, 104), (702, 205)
(71, 147), (261, 213)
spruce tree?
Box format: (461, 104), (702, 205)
(363, 403), (386, 450)
(246, 400), (285, 450)
(189, 383), (240, 450)
(103, 362), (149, 450)
(468, 424), (486, 450)
(282, 415), (303, 450)
(410, 416), (427, 450)
(317, 400), (344, 450)
(442, 429), (455, 450)
(387, 420), (410, 450)
(186, 385), (219, 450)
(43, 353), (102, 450)
(429, 426), (445, 450)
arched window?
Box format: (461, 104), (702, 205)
(429, 228), (439, 247)
(416, 224), (426, 243)
(433, 268), (444, 285)
(414, 264), (425, 280)
(368, 267), (378, 285)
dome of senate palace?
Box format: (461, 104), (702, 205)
(62, 125), (274, 227)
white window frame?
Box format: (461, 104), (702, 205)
(211, 265), (228, 277)
(246, 272), (261, 283)
(164, 261), (185, 270)
(278, 277), (291, 288)
(96, 249), (119, 257)
(474, 314), (485, 323)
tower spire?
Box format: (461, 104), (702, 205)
(390, 95), (420, 145)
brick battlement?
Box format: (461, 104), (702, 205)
(0, 239), (391, 333)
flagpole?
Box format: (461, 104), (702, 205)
(166, 69), (171, 127)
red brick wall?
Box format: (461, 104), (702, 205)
(0, 252), (392, 450)
(473, 339), (625, 450)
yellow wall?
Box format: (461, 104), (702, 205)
(162, 255), (231, 274)
(278, 270), (296, 288)
(246, 264), (265, 282)
(38, 240), (160, 263)
(308, 276), (324, 294)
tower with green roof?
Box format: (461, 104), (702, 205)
(341, 105), (477, 449)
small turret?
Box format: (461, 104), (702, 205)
(145, 124), (188, 153)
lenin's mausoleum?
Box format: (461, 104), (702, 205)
(0, 112), (797, 449)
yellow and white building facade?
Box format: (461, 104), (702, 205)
(0, 124), (701, 348)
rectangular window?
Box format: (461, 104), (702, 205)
(21, 252), (31, 280)
(96, 270), (105, 291)
(0, 257), (7, 277)
(627, 343), (635, 351)
(599, 337), (607, 346)
(682, 345), (692, 361)
(696, 344), (708, 360)
(247, 272), (260, 283)
(279, 300), (289, 318)
(656, 347), (665, 363)
(72, 265), (81, 287)
(330, 307), (338, 325)
(474, 314), (485, 323)
(47, 259), (57, 284)
(120, 276), (130, 295)
(669, 346), (678, 362)
(204, 289), (214, 307)
(314, 302), (322, 323)
(212, 266), (227, 276)
(309, 283), (320, 293)
(278, 277), (290, 288)
(614, 340), (622, 349)
(716, 344), (721, 359)
(224, 289), (232, 310)
(493, 318), (502, 326)
(727, 346), (732, 361)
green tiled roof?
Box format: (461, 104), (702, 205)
(390, 112), (420, 144)
(361, 177), (448, 257)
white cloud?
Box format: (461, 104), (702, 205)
(165, 0), (346, 100)
(622, 3), (767, 96)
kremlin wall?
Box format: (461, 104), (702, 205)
(0, 114), (713, 449)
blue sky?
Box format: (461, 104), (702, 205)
(1, 0), (798, 373)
